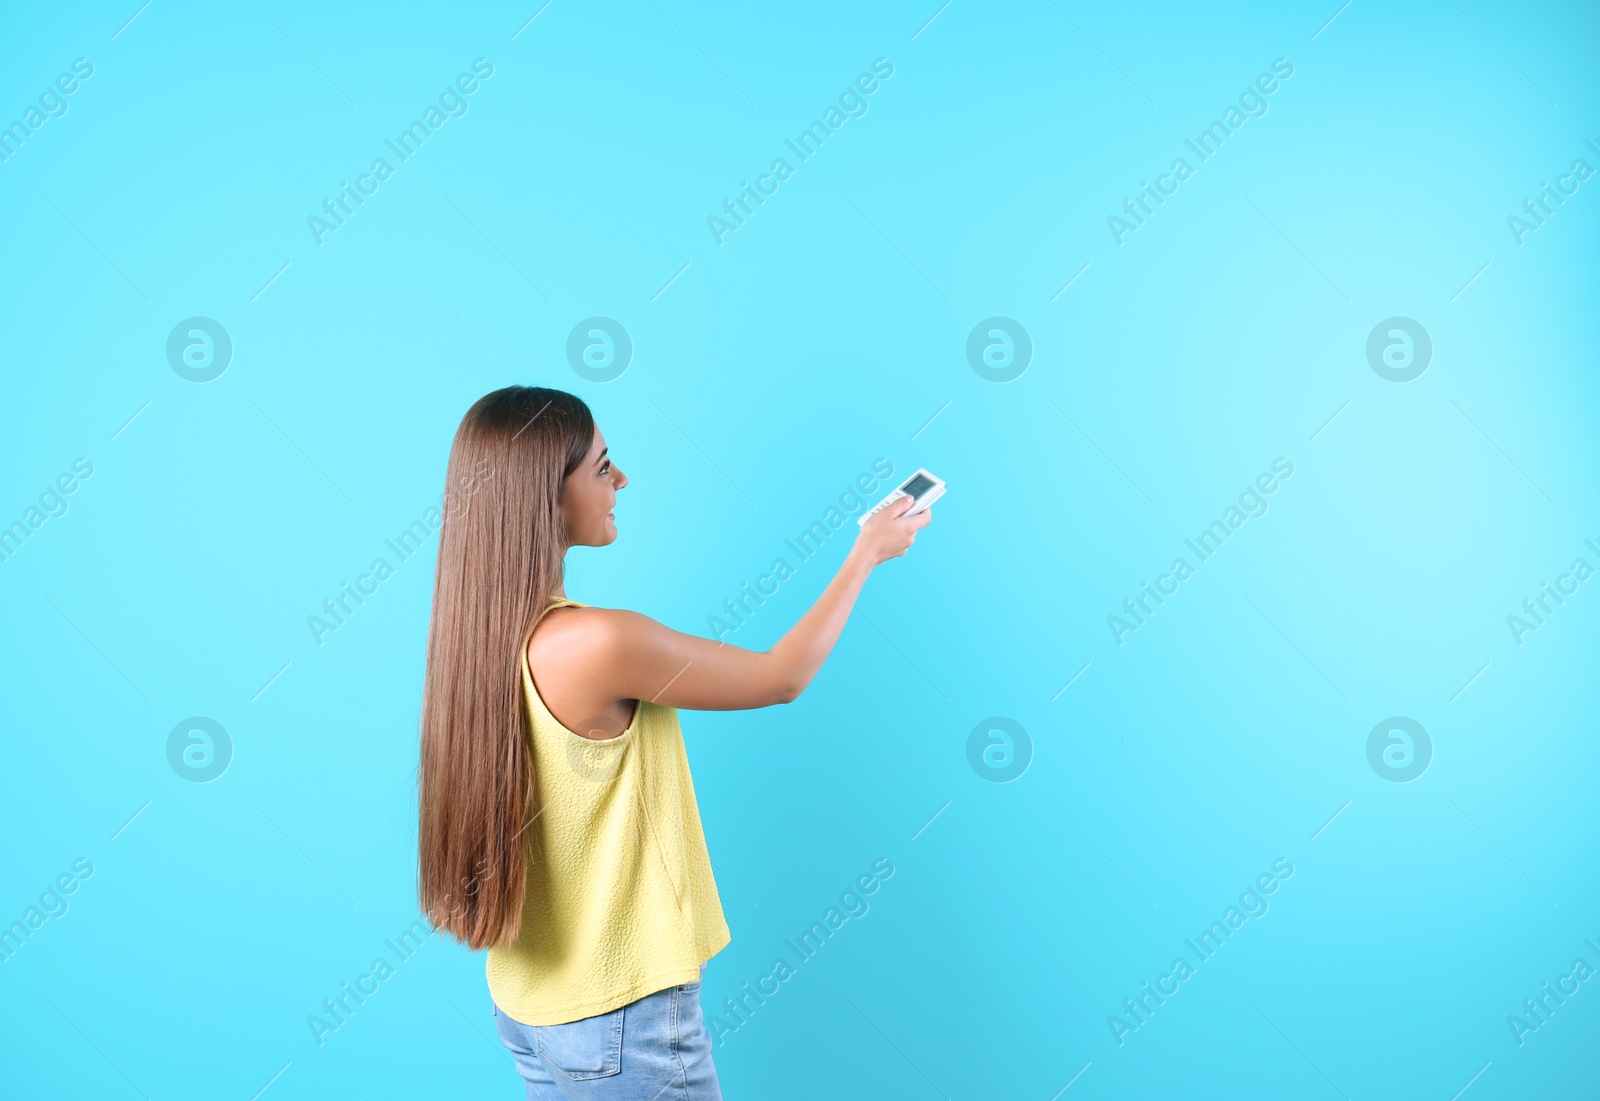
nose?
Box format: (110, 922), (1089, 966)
(613, 465), (628, 490)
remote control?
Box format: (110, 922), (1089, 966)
(858, 468), (946, 527)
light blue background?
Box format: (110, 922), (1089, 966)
(2, 1), (1597, 1098)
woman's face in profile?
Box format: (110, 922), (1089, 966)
(560, 425), (627, 547)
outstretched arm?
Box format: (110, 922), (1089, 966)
(592, 496), (932, 710)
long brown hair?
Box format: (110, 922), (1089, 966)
(417, 385), (594, 949)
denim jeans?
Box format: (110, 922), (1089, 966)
(492, 963), (721, 1100)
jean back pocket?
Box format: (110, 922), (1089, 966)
(534, 1005), (625, 1080)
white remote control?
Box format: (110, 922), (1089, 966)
(858, 468), (946, 527)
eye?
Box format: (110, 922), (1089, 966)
(599, 460), (611, 475)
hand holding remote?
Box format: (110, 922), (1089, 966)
(850, 495), (932, 568)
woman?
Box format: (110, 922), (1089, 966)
(416, 385), (931, 1098)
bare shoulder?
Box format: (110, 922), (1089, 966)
(529, 605), (603, 658)
(527, 605), (649, 663)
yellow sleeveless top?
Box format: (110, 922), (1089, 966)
(484, 596), (731, 1025)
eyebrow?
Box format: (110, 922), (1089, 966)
(595, 447), (609, 466)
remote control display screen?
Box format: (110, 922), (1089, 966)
(901, 473), (934, 499)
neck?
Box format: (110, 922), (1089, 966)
(551, 548), (567, 599)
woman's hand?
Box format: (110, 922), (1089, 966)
(850, 495), (933, 568)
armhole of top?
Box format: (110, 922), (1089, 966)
(522, 600), (645, 741)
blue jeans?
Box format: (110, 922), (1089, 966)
(492, 964), (721, 1100)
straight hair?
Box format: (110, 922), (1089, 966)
(417, 385), (594, 949)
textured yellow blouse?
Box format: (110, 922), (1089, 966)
(485, 597), (731, 1025)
